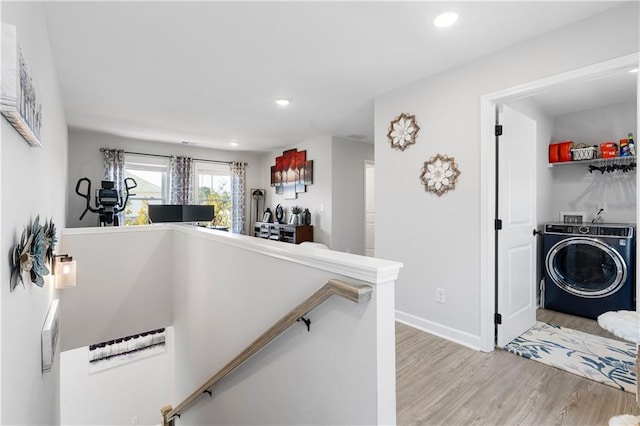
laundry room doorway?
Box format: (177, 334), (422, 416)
(478, 53), (640, 352)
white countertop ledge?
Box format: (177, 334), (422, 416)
(62, 225), (403, 285)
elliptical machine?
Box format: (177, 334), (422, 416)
(76, 177), (137, 226)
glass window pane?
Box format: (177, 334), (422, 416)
(194, 161), (231, 228)
(124, 156), (169, 226)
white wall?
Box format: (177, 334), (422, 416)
(259, 135), (333, 246)
(171, 226), (398, 425)
(67, 128), (264, 234)
(548, 101), (637, 223)
(0, 2), (68, 424)
(60, 327), (174, 426)
(376, 3), (639, 349)
(331, 137), (374, 255)
(365, 163), (376, 257)
(59, 225), (400, 425)
(58, 227), (174, 351)
(258, 136), (373, 251)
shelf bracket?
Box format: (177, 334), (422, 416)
(297, 316), (311, 332)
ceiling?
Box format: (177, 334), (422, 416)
(42, 1), (628, 153)
(526, 67), (638, 117)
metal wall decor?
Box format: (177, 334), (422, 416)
(420, 154), (461, 196)
(10, 216), (57, 291)
(387, 113), (420, 151)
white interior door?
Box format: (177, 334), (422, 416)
(365, 162), (375, 257)
(496, 105), (537, 347)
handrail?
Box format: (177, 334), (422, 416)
(161, 278), (372, 425)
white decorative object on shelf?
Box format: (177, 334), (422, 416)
(1, 23), (42, 147)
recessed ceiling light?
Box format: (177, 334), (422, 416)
(275, 98), (290, 106)
(433, 12), (458, 28)
(630, 68), (638, 73)
(229, 141), (239, 147)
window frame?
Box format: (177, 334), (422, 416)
(193, 161), (232, 227)
(124, 154), (170, 225)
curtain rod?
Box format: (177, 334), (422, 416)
(100, 148), (247, 166)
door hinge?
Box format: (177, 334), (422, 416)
(494, 219), (502, 230)
(494, 313), (502, 325)
(495, 125), (503, 136)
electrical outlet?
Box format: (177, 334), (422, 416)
(597, 202), (608, 214)
(436, 288), (446, 304)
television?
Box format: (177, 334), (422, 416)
(148, 205), (214, 223)
(182, 205), (215, 222)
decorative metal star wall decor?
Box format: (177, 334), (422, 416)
(420, 154), (461, 196)
(387, 113), (420, 151)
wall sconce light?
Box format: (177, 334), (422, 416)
(52, 254), (76, 289)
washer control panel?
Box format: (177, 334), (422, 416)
(544, 223), (634, 238)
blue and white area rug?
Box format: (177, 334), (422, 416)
(504, 322), (637, 394)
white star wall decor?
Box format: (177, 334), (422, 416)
(387, 113), (420, 151)
(420, 154), (461, 196)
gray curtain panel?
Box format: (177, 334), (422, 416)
(230, 161), (246, 234)
(102, 148), (125, 189)
(168, 156), (193, 205)
(102, 148), (125, 224)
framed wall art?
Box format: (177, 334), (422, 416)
(1, 24), (42, 147)
(270, 149), (314, 199)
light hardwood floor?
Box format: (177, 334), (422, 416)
(536, 308), (625, 342)
(396, 315), (638, 425)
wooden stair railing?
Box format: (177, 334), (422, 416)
(161, 279), (372, 425)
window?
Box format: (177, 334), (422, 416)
(124, 154), (169, 225)
(194, 162), (231, 228)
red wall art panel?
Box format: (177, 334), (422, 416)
(270, 149), (313, 199)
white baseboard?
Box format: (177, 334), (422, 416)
(395, 310), (482, 351)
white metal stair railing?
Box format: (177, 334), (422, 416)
(160, 278), (373, 425)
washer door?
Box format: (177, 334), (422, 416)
(545, 237), (626, 298)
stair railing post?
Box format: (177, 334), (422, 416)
(161, 405), (174, 426)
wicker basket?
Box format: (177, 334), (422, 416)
(571, 146), (597, 161)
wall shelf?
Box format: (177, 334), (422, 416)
(548, 155), (636, 168)
(1, 107), (42, 147)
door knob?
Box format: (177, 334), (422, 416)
(533, 229), (542, 236)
